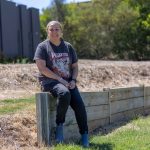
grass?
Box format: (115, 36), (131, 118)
(50, 116), (150, 150)
(0, 97), (150, 149)
(0, 97), (35, 115)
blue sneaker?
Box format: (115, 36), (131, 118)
(56, 124), (64, 143)
(81, 133), (89, 147)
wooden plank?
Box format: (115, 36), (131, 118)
(111, 107), (144, 123)
(36, 92), (51, 146)
(50, 105), (109, 126)
(86, 105), (109, 121)
(63, 124), (80, 140)
(46, 91), (108, 109)
(111, 97), (144, 114)
(144, 106), (150, 115)
(144, 95), (150, 107)
(81, 92), (109, 106)
(144, 86), (150, 96)
(109, 87), (144, 101)
(46, 124), (80, 142)
(88, 117), (109, 133)
(64, 118), (109, 141)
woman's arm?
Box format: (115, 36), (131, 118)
(36, 59), (69, 87)
(69, 62), (78, 89)
(71, 62), (78, 81)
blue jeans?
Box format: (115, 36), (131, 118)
(42, 81), (88, 134)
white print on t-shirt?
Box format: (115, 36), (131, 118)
(50, 51), (70, 78)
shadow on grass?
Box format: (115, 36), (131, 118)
(89, 142), (113, 150)
(62, 138), (113, 150)
(90, 114), (146, 137)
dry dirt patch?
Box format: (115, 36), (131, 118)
(0, 60), (150, 99)
(0, 111), (38, 150)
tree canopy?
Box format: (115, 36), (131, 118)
(40, 0), (150, 60)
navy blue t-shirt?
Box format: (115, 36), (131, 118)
(34, 39), (78, 85)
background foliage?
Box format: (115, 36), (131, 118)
(40, 0), (150, 60)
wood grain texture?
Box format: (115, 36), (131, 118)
(109, 87), (144, 101)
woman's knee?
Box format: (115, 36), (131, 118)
(57, 86), (71, 106)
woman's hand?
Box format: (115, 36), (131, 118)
(59, 78), (69, 87)
(69, 80), (76, 89)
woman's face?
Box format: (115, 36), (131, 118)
(47, 23), (62, 41)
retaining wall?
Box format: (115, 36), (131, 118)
(36, 86), (150, 145)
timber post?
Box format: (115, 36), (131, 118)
(35, 92), (56, 146)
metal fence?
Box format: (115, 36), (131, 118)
(0, 0), (40, 59)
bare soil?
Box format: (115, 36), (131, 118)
(0, 60), (150, 99)
(0, 60), (150, 149)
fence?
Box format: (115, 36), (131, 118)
(0, 0), (40, 59)
(35, 86), (150, 146)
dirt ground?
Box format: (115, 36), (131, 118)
(0, 60), (150, 99)
(0, 60), (150, 149)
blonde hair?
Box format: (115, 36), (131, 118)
(46, 20), (63, 31)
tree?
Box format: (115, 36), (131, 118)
(51, 0), (66, 22)
(40, 0), (150, 60)
(127, 0), (150, 60)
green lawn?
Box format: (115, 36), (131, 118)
(53, 116), (150, 150)
(0, 97), (35, 115)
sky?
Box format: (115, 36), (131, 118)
(11, 0), (90, 12)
